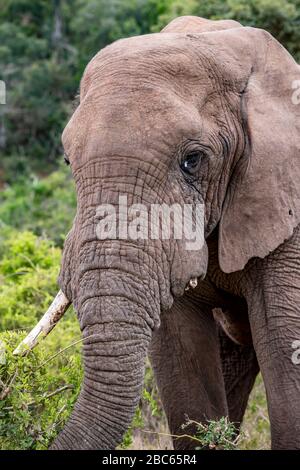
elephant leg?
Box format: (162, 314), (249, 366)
(149, 295), (228, 450)
(218, 326), (259, 427)
(245, 227), (300, 449)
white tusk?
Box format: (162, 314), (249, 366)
(189, 277), (198, 289)
(13, 290), (71, 356)
(185, 277), (198, 291)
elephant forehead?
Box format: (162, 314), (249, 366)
(62, 32), (248, 165)
(62, 88), (212, 165)
(81, 31), (249, 99)
(81, 34), (203, 97)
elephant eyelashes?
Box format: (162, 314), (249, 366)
(180, 151), (203, 175)
(64, 154), (70, 166)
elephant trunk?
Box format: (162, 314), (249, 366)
(52, 259), (160, 449)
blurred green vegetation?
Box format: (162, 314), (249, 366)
(0, 164), (76, 246)
(0, 178), (79, 448)
(0, 230), (61, 331)
(0, 223), (82, 448)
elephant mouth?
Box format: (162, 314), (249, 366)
(13, 290), (71, 355)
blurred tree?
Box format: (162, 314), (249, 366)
(69, 0), (172, 79)
(0, 0), (172, 179)
(221, 0), (300, 62)
(0, 0), (78, 177)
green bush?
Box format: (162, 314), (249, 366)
(0, 330), (82, 450)
(0, 165), (76, 246)
(186, 417), (239, 450)
(0, 226), (82, 449)
(0, 230), (62, 331)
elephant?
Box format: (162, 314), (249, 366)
(18, 15), (300, 449)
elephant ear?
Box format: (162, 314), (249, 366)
(219, 28), (300, 273)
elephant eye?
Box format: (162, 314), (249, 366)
(180, 151), (203, 175)
(64, 153), (70, 166)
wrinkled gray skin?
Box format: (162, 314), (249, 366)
(52, 16), (300, 449)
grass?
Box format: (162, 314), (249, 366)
(127, 373), (270, 450)
(240, 375), (270, 449)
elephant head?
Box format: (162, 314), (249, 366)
(16, 16), (300, 449)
